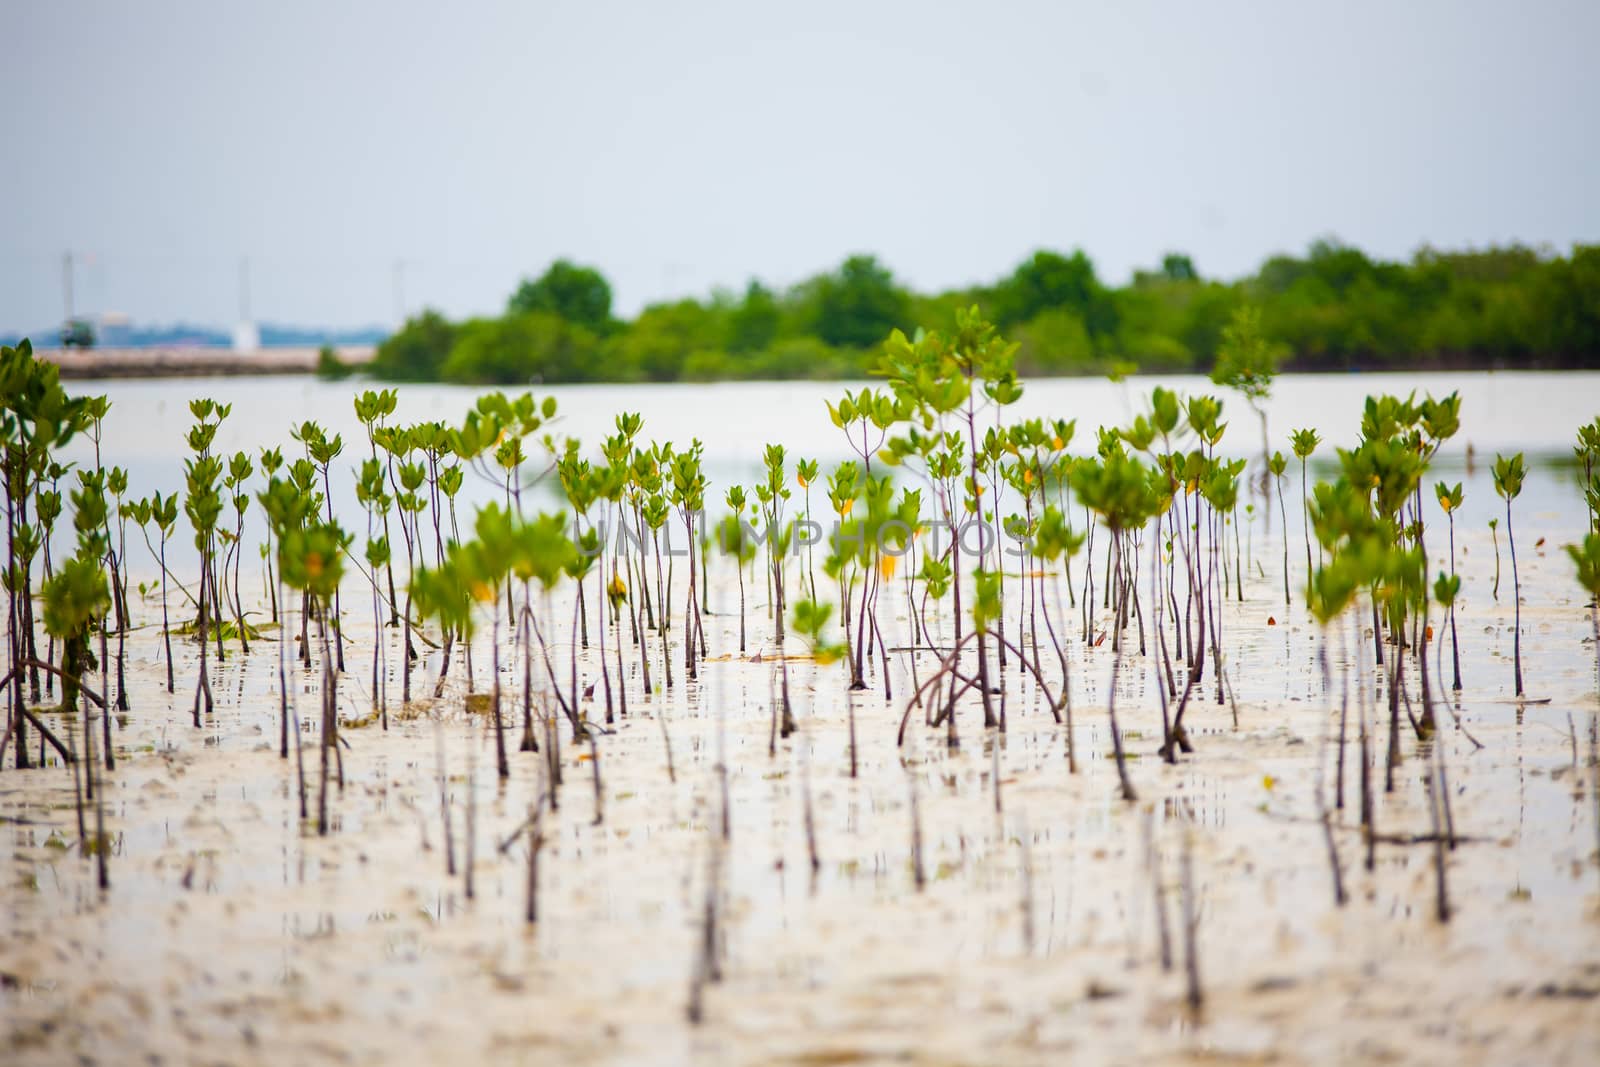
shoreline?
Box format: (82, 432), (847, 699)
(35, 345), (1599, 382)
(36, 344), (375, 380)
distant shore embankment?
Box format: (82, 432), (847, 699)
(39, 345), (375, 380)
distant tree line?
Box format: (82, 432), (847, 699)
(369, 240), (1600, 385)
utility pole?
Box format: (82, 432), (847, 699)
(62, 251), (74, 323)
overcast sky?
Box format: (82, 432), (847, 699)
(3, 0), (1597, 334)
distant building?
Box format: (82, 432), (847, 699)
(97, 311), (132, 347)
(232, 320), (259, 353)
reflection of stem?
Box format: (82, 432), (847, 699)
(909, 769), (925, 891)
(1144, 809), (1171, 969)
(1507, 499), (1523, 696)
(1107, 531), (1137, 803)
(1490, 523), (1501, 601)
(1180, 828), (1201, 1013)
(800, 715), (819, 881)
(434, 705), (454, 876)
(492, 591), (508, 778)
(1448, 514), (1462, 690)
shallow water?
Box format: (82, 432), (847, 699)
(4, 373), (1600, 1065)
(52, 370), (1599, 567)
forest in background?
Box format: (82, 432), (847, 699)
(366, 240), (1600, 384)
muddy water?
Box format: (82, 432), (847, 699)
(5, 375), (1600, 1065)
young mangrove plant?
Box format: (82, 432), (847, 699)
(257, 446), (284, 621)
(669, 441), (707, 680)
(105, 463), (132, 710)
(1268, 450), (1290, 605)
(1031, 504), (1085, 764)
(716, 486), (756, 653)
(879, 309), (1018, 737)
(1432, 570), (1464, 733)
(791, 597), (848, 772)
(219, 451), (254, 654)
(293, 421), (347, 671)
(823, 459), (863, 689)
(1291, 427), (1322, 576)
(1071, 446), (1156, 802)
(1488, 517), (1501, 600)
(1435, 481), (1465, 691)
(258, 474), (314, 760)
(43, 553), (111, 888)
(1576, 418), (1600, 536)
(1211, 304), (1279, 483)
(469, 505), (516, 778)
(795, 458), (820, 600)
(356, 456), (393, 726)
(279, 518), (349, 835)
(132, 492), (181, 693)
(1567, 534), (1600, 693)
(826, 388), (903, 688)
(184, 407), (225, 727)
(1308, 543), (1357, 848)
(1493, 452), (1527, 697)
(2, 340), (89, 768)
(354, 388), (402, 624)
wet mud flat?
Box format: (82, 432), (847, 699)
(3, 534), (1599, 1067)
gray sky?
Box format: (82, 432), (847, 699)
(3, 0), (1597, 334)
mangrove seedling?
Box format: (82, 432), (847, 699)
(1269, 450), (1290, 605)
(279, 519), (349, 835)
(1432, 570), (1463, 729)
(1211, 304), (1279, 477)
(356, 457), (393, 726)
(1489, 517), (1501, 601)
(1071, 447), (1156, 802)
(1435, 481), (1464, 690)
(716, 486), (756, 653)
(669, 441), (707, 679)
(1566, 534), (1600, 696)
(258, 475), (315, 760)
(136, 492), (181, 692)
(1291, 427), (1322, 575)
(1493, 452), (1527, 697)
(791, 596), (848, 772)
(293, 421), (347, 671)
(796, 458), (820, 600)
(183, 448), (223, 727)
(42, 554), (111, 888)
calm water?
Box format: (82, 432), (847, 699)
(57, 370), (1598, 570)
(12, 368), (1600, 1066)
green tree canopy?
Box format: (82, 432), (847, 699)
(508, 259), (614, 333)
(370, 309), (457, 381)
(991, 249), (1118, 338)
(367, 240), (1600, 386)
(441, 312), (600, 385)
(726, 280), (780, 353)
(801, 254), (911, 348)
